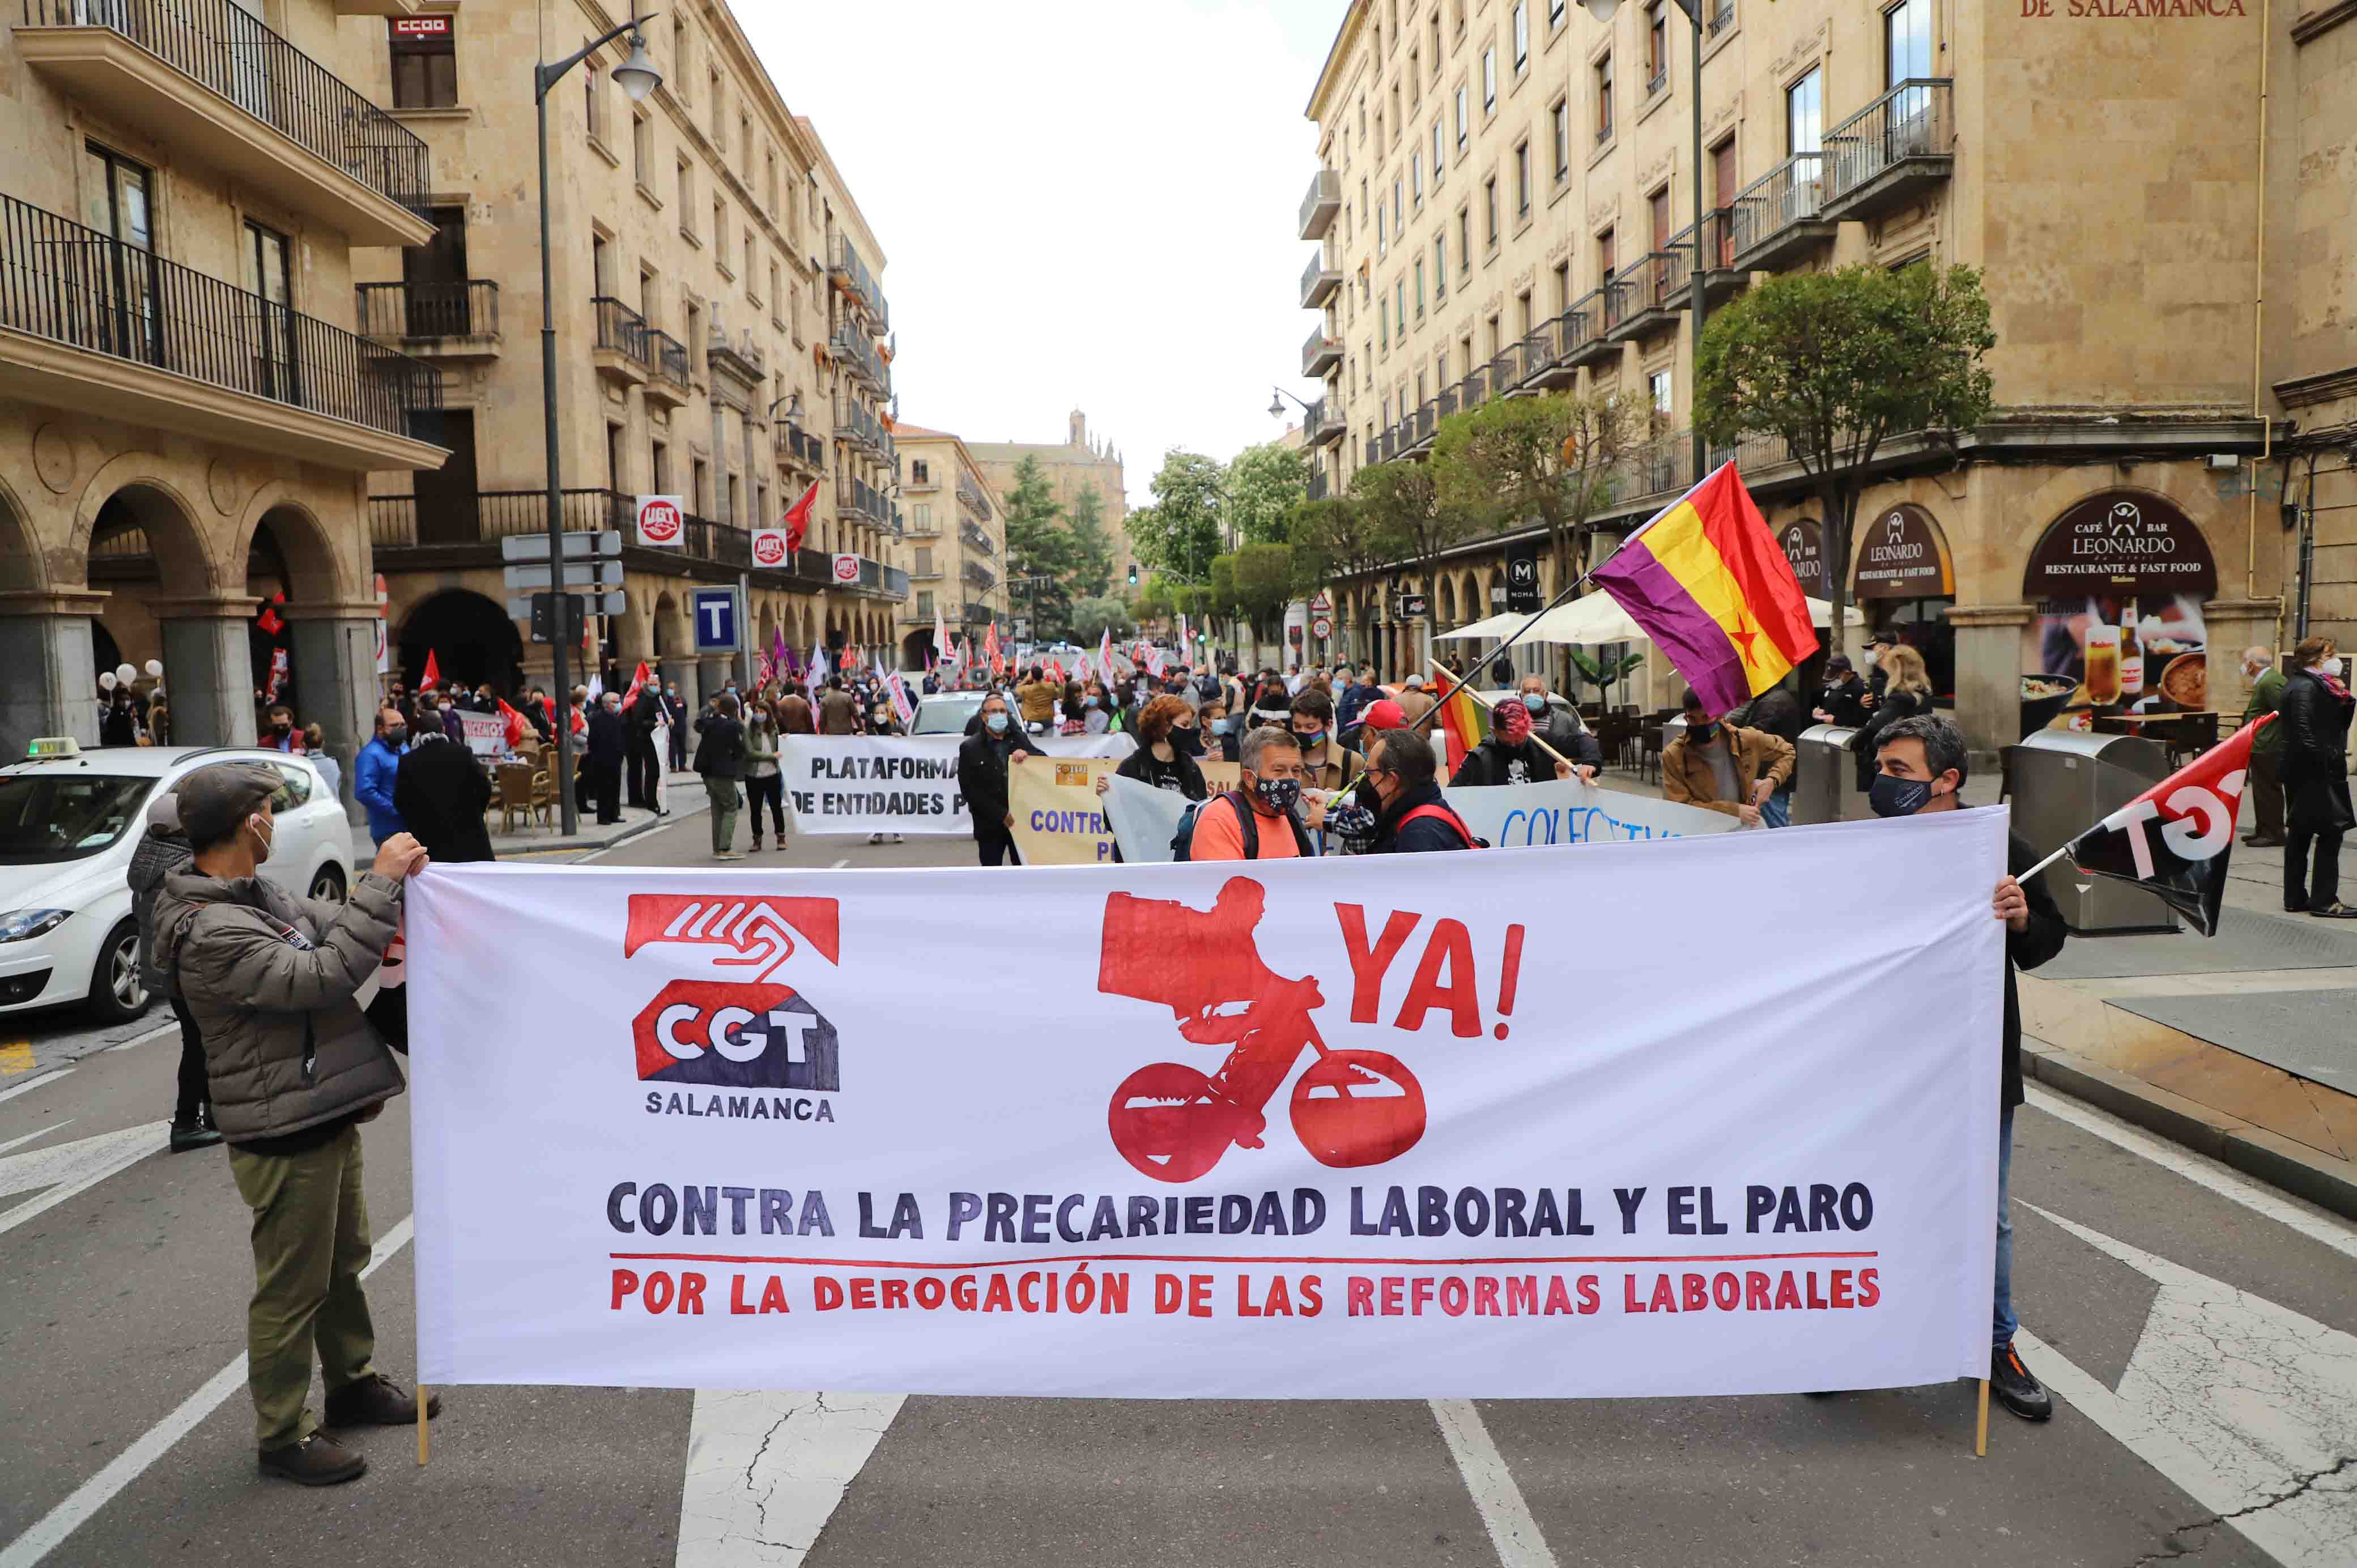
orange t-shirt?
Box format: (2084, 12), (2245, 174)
(1188, 793), (1303, 860)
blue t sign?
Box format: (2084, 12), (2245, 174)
(692, 588), (738, 652)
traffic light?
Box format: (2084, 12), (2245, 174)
(1127, 563), (1139, 586)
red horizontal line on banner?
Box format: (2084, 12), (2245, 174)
(607, 1250), (1883, 1269)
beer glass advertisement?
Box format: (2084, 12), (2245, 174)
(2020, 595), (2208, 732)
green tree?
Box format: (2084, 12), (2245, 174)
(1225, 441), (1309, 546)
(1001, 454), (1075, 642)
(1232, 542), (1296, 662)
(1350, 460), (1467, 676)
(1695, 263), (1996, 657)
(1134, 569), (1175, 625)
(1066, 483), (1116, 599)
(1128, 450), (1226, 584)
(1068, 594), (1136, 644)
(1431, 389), (1644, 594)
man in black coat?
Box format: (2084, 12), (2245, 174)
(660, 681), (690, 771)
(2278, 635), (2356, 917)
(585, 692), (627, 825)
(392, 732), (494, 863)
(1814, 656), (1873, 728)
(1869, 715), (2067, 1425)
(1448, 697), (1573, 788)
(955, 692), (1037, 866)
(625, 683), (663, 812)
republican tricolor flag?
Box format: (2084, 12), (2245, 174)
(1592, 462), (1818, 715)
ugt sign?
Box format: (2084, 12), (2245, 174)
(636, 494), (684, 549)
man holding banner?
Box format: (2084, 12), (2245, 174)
(1869, 715), (2068, 1422)
(956, 692), (1038, 866)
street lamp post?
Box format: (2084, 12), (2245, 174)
(1579, 0), (1708, 487)
(536, 14), (660, 835)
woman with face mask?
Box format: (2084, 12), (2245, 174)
(742, 700), (785, 853)
(1057, 681), (1089, 736)
(1080, 681), (1115, 736)
(1099, 696), (1208, 801)
(1197, 698), (1240, 764)
(2278, 636), (2355, 918)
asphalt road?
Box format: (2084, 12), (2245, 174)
(1, 813), (2351, 1568)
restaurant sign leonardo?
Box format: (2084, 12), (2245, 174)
(2022, 492), (2219, 599)
(1853, 504), (1955, 600)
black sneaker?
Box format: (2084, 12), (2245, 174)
(1991, 1341), (2053, 1421)
(258, 1433), (367, 1486)
(324, 1373), (441, 1429)
(167, 1113), (223, 1154)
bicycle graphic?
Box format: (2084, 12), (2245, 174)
(1097, 878), (1427, 1183)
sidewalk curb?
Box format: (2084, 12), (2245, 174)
(2024, 1041), (2357, 1222)
(347, 788), (708, 868)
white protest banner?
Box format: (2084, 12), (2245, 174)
(456, 710), (507, 759)
(780, 732), (1133, 837)
(1106, 774), (1735, 864)
(407, 809), (2005, 1399)
(1008, 755), (1121, 864)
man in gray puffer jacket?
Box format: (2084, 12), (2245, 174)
(152, 762), (437, 1488)
(128, 792), (219, 1153)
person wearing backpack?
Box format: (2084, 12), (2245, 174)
(1178, 725), (1320, 861)
(1360, 726), (1479, 853)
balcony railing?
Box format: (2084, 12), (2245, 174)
(1821, 78), (1954, 220)
(828, 235), (888, 330)
(963, 560), (997, 590)
(1305, 397), (1347, 446)
(1299, 168), (1342, 241)
(355, 279), (497, 340)
(1303, 324), (1342, 378)
(1645, 67), (1667, 99)
(646, 328), (690, 387)
(592, 295), (649, 367)
(1729, 151), (1832, 270)
(831, 326), (886, 393)
(961, 518), (994, 556)
(961, 598), (994, 625)
(21, 0), (429, 220)
(0, 193), (439, 440)
(1300, 251), (1341, 309)
(1708, 2), (1735, 36)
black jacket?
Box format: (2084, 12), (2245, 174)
(1369, 780), (1477, 853)
(1742, 686), (1809, 748)
(693, 713), (746, 778)
(1450, 736), (1558, 789)
(956, 728), (1032, 840)
(628, 688), (662, 736)
(586, 706), (627, 765)
(2278, 667), (2355, 833)
(1116, 744), (1208, 800)
(1816, 675), (1872, 729)
(392, 738), (495, 863)
(2003, 830), (2069, 1109)
(1850, 687), (1932, 786)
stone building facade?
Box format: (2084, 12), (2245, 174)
(1300, 0), (2354, 753)
(330, 0), (908, 709)
(1, 0), (448, 786)
(892, 424), (1011, 666)
(969, 409), (1136, 598)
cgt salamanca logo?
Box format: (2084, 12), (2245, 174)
(624, 895), (842, 1091)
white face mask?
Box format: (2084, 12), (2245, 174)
(2326, 657), (2347, 680)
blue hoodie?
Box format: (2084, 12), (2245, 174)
(354, 736), (407, 843)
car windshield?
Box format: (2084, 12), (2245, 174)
(912, 695), (985, 735)
(0, 772), (158, 864)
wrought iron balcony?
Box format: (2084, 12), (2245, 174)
(1708, 1), (1736, 36)
(1300, 251), (1341, 309)
(590, 295), (649, 386)
(1607, 242), (1694, 342)
(1305, 397), (1347, 447)
(0, 193), (440, 468)
(1821, 79), (1954, 223)
(1729, 151), (1835, 272)
(18, 0), (432, 247)
(1299, 168), (1342, 241)
(1559, 289), (1616, 370)
(830, 326), (886, 394)
(827, 235), (888, 331)
(643, 329), (690, 409)
(1303, 325), (1342, 378)
(355, 279), (497, 353)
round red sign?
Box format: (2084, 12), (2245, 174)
(637, 498), (682, 544)
(832, 555), (860, 583)
(753, 532), (786, 566)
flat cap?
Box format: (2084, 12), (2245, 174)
(174, 762), (279, 847)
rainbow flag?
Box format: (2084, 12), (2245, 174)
(1428, 665), (1489, 777)
(1591, 461), (1817, 714)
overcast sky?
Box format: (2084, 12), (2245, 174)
(742, 0), (1342, 508)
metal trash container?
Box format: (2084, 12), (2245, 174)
(2009, 729), (2176, 935)
(1793, 725), (1869, 825)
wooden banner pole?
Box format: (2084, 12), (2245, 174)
(418, 1384), (431, 1465)
(1974, 1378), (1990, 1457)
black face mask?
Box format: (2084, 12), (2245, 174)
(1173, 726), (1204, 756)
(1352, 777), (1383, 812)
(1687, 721), (1717, 744)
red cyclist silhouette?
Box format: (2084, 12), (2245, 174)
(1097, 877), (1426, 1183)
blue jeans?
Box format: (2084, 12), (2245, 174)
(1993, 1103), (2016, 1348)
(1761, 788), (1792, 829)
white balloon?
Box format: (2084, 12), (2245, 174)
(99, 672), (117, 691)
(116, 662), (137, 684)
(144, 659), (164, 678)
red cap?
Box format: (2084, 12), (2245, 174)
(1361, 698), (1408, 731)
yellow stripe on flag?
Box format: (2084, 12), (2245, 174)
(1645, 501), (1798, 693)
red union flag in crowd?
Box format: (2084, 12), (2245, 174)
(2063, 715), (2271, 937)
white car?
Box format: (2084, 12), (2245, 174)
(0, 742), (353, 1023)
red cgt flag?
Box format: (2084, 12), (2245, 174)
(419, 649), (441, 692)
(622, 659), (653, 708)
(2062, 714), (2272, 937)
(496, 698), (530, 750)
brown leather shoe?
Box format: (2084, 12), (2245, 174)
(258, 1433), (367, 1486)
(324, 1372), (441, 1428)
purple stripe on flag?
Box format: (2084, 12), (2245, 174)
(1594, 545), (1750, 714)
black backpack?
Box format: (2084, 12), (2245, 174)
(1172, 790), (1313, 861)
